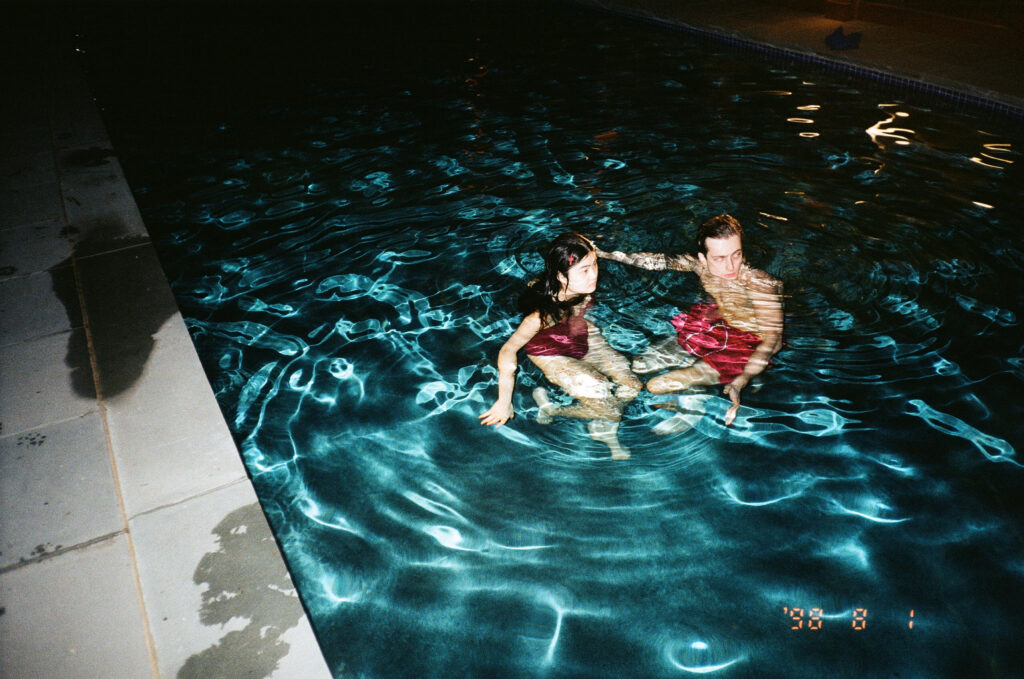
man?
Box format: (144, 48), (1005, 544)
(598, 214), (783, 426)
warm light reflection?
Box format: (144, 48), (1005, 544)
(797, 105), (820, 111)
(799, 132), (820, 138)
(759, 212), (788, 221)
(970, 142), (1014, 169)
(787, 117), (814, 124)
(972, 201), (994, 209)
(866, 110), (915, 148)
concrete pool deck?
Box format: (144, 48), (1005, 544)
(0, 2), (1021, 678)
(0, 25), (332, 679)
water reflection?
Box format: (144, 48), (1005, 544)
(88, 3), (1024, 677)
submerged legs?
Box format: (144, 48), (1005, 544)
(528, 326), (642, 459)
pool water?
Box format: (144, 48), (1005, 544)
(83, 2), (1023, 677)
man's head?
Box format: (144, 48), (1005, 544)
(697, 214), (744, 280)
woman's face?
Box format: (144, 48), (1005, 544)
(559, 251), (598, 297)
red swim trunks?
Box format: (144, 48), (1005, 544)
(671, 302), (763, 383)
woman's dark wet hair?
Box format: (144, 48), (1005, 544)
(697, 214), (744, 254)
(518, 232), (595, 325)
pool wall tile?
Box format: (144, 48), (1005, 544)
(0, 412), (123, 570)
(0, 535), (154, 679)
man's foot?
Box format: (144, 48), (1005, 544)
(588, 419), (630, 460)
(533, 387), (556, 425)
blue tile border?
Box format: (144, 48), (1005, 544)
(581, 2), (1024, 121)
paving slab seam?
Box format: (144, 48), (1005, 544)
(0, 405), (98, 440)
(126, 476), (255, 522)
(0, 530), (126, 575)
(61, 150), (163, 679)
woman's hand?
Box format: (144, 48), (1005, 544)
(479, 400), (514, 426)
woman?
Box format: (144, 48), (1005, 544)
(479, 233), (641, 459)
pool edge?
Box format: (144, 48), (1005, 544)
(573, 0), (1024, 120)
(0, 44), (334, 679)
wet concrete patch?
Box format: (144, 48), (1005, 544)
(177, 503), (304, 679)
(61, 146), (116, 168)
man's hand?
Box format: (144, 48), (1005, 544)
(722, 374), (750, 426)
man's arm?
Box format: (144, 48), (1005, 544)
(597, 248), (697, 273)
(722, 277), (784, 425)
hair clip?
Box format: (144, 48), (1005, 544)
(568, 254), (577, 266)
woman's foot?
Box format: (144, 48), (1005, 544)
(533, 388), (556, 425)
(651, 393), (710, 435)
(588, 419), (630, 460)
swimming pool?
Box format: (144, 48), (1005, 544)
(84, 2), (1023, 676)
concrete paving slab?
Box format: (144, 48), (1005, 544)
(0, 131), (53, 161)
(0, 329), (97, 437)
(50, 62), (113, 150)
(0, 220), (71, 280)
(0, 412), (122, 570)
(130, 481), (331, 679)
(96, 309), (247, 516)
(0, 151), (58, 192)
(0, 535), (154, 679)
(114, 425), (245, 520)
(75, 242), (183, 398)
(0, 269), (81, 346)
(0, 183), (65, 229)
(61, 169), (150, 256)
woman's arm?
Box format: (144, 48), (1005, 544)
(596, 248), (696, 273)
(479, 312), (543, 426)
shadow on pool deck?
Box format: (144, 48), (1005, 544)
(0, 1), (1021, 677)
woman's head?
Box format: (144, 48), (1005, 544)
(545, 232), (598, 298)
(520, 232), (597, 323)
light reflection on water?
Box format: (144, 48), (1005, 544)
(86, 2), (1023, 677)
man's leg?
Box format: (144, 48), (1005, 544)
(630, 335), (696, 374)
(646, 359), (721, 395)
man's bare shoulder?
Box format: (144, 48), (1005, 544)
(743, 267), (783, 295)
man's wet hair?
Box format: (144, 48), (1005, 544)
(697, 214), (744, 254)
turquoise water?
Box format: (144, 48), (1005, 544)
(86, 2), (1023, 677)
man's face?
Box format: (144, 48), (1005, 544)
(699, 234), (744, 279)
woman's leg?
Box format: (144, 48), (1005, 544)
(527, 355), (622, 422)
(527, 329), (639, 460)
(581, 324), (643, 406)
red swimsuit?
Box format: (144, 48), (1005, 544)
(524, 307), (590, 360)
